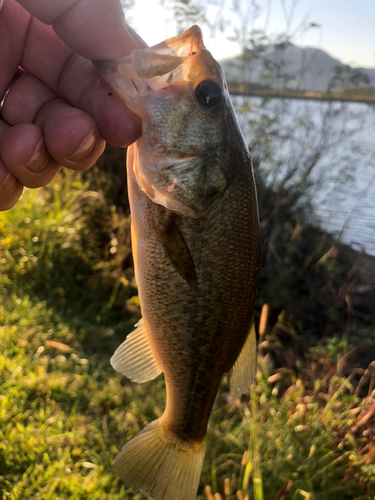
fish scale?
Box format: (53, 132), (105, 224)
(94, 25), (261, 500)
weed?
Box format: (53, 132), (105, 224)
(1, 169), (374, 499)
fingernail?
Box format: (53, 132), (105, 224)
(26, 138), (49, 173)
(67, 128), (96, 161)
(1, 171), (19, 194)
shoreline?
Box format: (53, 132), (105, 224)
(228, 86), (375, 105)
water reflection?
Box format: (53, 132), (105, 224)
(234, 96), (375, 255)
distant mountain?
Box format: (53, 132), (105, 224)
(220, 44), (375, 92)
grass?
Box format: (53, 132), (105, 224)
(1, 170), (375, 499)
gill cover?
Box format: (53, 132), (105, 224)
(94, 26), (232, 218)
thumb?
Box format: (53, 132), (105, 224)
(16, 0), (146, 60)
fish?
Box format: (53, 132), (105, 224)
(94, 25), (261, 500)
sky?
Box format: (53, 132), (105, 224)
(126, 0), (375, 68)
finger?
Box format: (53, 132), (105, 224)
(75, 77), (142, 147)
(56, 52), (143, 146)
(2, 72), (56, 125)
(0, 0), (31, 99)
(34, 99), (106, 170)
(2, 72), (106, 169)
(19, 17), (143, 146)
(17, 0), (141, 60)
(0, 119), (23, 210)
(0, 123), (60, 189)
(4, 0), (145, 147)
(0, 156), (24, 210)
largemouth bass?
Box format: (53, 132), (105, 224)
(94, 25), (261, 500)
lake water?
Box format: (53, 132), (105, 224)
(233, 97), (375, 256)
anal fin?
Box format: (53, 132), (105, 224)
(111, 319), (162, 383)
(226, 320), (257, 398)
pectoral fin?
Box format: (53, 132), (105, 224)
(111, 319), (162, 383)
(227, 320), (257, 398)
(159, 218), (198, 291)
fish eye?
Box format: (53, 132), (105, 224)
(194, 79), (222, 109)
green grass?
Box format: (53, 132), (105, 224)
(1, 172), (374, 499)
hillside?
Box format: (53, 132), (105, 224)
(220, 43), (375, 93)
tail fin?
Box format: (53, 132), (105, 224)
(114, 418), (206, 500)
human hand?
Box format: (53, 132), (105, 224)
(0, 0), (146, 210)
